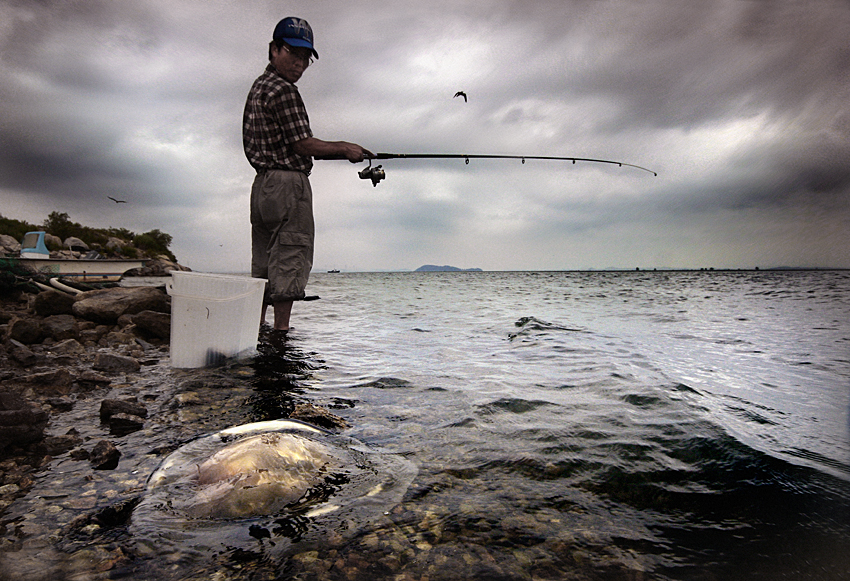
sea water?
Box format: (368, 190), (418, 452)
(2, 270), (848, 580)
(287, 270), (850, 580)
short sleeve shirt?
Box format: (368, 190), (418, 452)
(243, 64), (313, 173)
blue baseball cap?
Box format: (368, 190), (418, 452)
(273, 17), (318, 59)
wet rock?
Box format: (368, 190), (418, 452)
(70, 447), (89, 460)
(7, 339), (38, 367)
(92, 352), (141, 373)
(72, 287), (169, 325)
(49, 338), (86, 356)
(20, 368), (74, 395)
(40, 431), (83, 455)
(90, 440), (121, 470)
(131, 310), (171, 340)
(0, 392), (48, 450)
(6, 316), (43, 344)
(100, 399), (148, 422)
(77, 370), (112, 387)
(42, 314), (78, 341)
(108, 413), (145, 436)
(32, 290), (76, 316)
(291, 402), (349, 430)
(46, 396), (75, 411)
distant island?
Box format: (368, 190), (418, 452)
(415, 265), (483, 272)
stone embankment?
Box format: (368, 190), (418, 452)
(0, 285), (172, 513)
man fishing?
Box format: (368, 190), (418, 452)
(243, 17), (373, 332)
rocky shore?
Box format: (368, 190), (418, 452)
(0, 284), (173, 519)
(0, 281), (352, 577)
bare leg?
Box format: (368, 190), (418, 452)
(273, 300), (294, 331)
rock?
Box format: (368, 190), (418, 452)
(46, 396), (75, 411)
(126, 258), (188, 277)
(100, 399), (148, 422)
(6, 316), (43, 344)
(105, 237), (126, 251)
(0, 234), (20, 255)
(108, 413), (145, 436)
(32, 290), (76, 316)
(77, 370), (112, 387)
(79, 326), (110, 345)
(92, 352), (141, 373)
(63, 237), (89, 252)
(72, 287), (169, 325)
(49, 338), (86, 356)
(90, 440), (121, 470)
(0, 392), (49, 450)
(7, 339), (38, 367)
(69, 448), (89, 460)
(290, 402), (349, 430)
(20, 368), (74, 395)
(131, 310), (171, 340)
(40, 432), (83, 455)
(42, 314), (78, 341)
(102, 330), (136, 348)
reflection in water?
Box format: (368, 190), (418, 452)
(246, 330), (327, 421)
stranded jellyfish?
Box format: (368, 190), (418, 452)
(131, 419), (417, 566)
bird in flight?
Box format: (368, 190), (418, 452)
(108, 196), (127, 204)
(453, 91), (467, 102)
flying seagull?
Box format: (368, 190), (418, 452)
(453, 91), (467, 102)
(108, 196), (127, 203)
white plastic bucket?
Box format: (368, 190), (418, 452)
(166, 272), (267, 368)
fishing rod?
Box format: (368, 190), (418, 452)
(318, 152), (657, 186)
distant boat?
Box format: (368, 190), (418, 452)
(14, 231), (146, 282)
(327, 269), (340, 273)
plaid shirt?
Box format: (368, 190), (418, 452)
(243, 64), (313, 173)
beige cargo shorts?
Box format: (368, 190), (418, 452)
(250, 169), (314, 304)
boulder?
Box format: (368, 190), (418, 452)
(0, 234), (21, 255)
(32, 290), (76, 316)
(42, 314), (78, 341)
(105, 237), (127, 251)
(131, 310), (171, 340)
(0, 392), (49, 450)
(6, 316), (43, 344)
(63, 237), (89, 252)
(72, 287), (169, 324)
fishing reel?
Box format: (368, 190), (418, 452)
(358, 161), (386, 187)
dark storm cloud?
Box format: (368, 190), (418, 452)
(1, 0), (848, 270)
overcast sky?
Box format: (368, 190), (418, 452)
(1, 0), (848, 272)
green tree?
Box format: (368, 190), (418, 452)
(0, 214), (38, 241)
(133, 229), (176, 261)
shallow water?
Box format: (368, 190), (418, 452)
(2, 270), (849, 580)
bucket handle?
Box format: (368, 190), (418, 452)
(165, 281), (262, 302)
